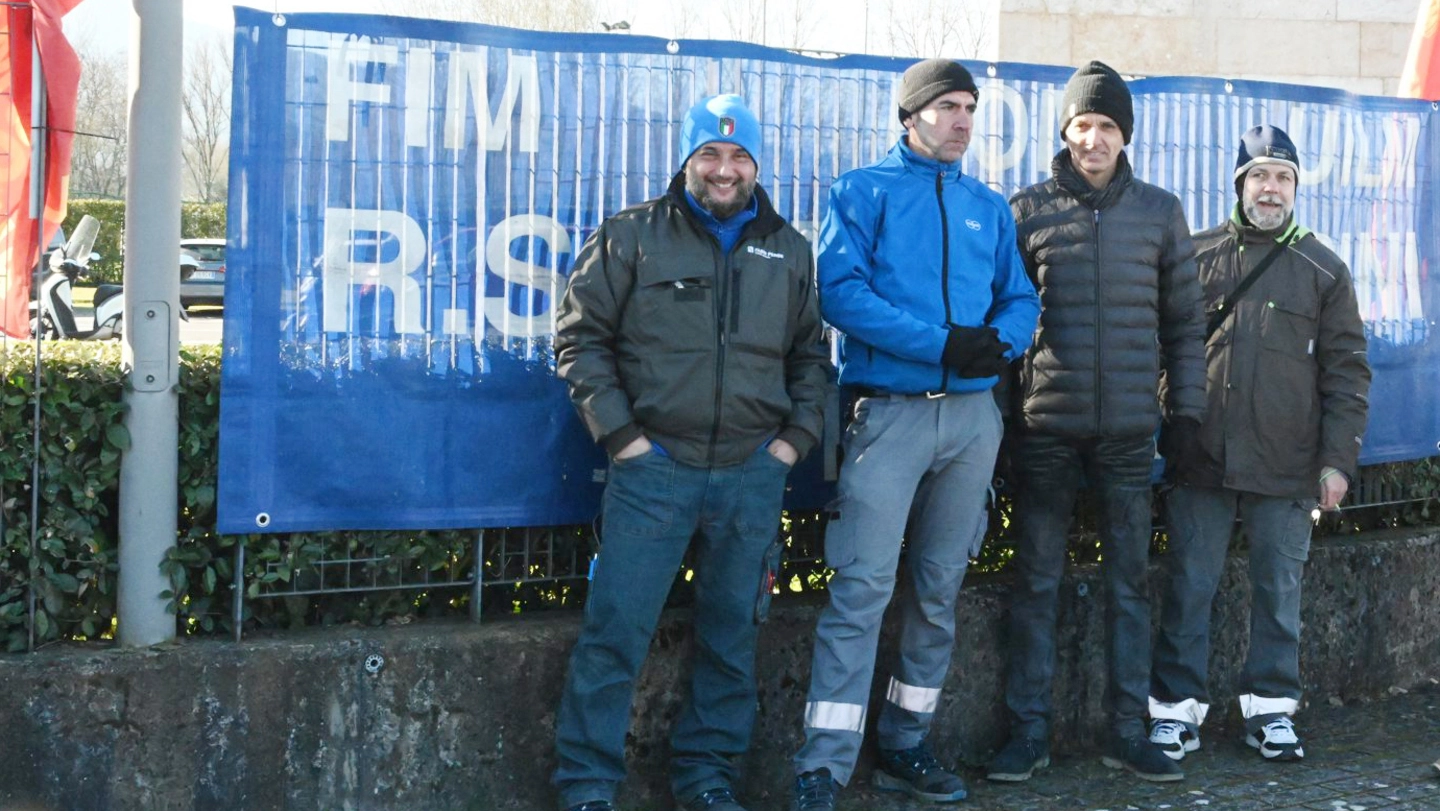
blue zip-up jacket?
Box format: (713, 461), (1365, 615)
(816, 137), (1040, 395)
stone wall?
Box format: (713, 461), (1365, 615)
(997, 0), (1417, 96)
(0, 531), (1436, 811)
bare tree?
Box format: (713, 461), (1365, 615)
(771, 0), (818, 50)
(718, 0), (766, 44)
(882, 0), (993, 59)
(69, 41), (127, 200)
(382, 0), (600, 32)
(182, 35), (231, 204)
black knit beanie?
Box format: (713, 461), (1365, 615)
(1059, 60), (1133, 145)
(897, 59), (979, 123)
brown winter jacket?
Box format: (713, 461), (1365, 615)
(1179, 209), (1371, 498)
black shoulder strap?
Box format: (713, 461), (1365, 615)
(1206, 237), (1291, 339)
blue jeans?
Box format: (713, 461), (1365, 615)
(552, 445), (788, 809)
(1003, 431), (1156, 740)
(1152, 485), (1313, 728)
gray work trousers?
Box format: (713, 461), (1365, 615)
(794, 391), (1002, 785)
(1151, 485), (1314, 730)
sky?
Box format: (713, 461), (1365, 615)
(63, 0), (932, 58)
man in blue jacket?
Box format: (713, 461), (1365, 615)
(791, 58), (1040, 811)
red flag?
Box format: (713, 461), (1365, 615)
(1401, 0), (1440, 100)
(0, 0), (83, 340)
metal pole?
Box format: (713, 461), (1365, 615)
(26, 18), (45, 653)
(117, 0), (183, 646)
(470, 529), (484, 623)
(232, 541), (244, 642)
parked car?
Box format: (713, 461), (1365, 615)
(180, 237), (225, 308)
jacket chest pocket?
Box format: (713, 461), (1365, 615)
(1259, 297), (1319, 359)
(629, 259), (717, 346)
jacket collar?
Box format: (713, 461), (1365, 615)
(894, 136), (965, 181)
(1052, 148), (1132, 210)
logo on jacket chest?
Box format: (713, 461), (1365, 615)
(746, 245), (786, 260)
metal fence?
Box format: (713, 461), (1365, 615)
(229, 461), (1439, 641)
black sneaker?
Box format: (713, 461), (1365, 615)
(873, 742), (968, 802)
(985, 734), (1050, 782)
(684, 786), (746, 811)
(1245, 716), (1305, 761)
(1102, 734), (1185, 782)
(792, 768), (837, 811)
(1148, 718), (1201, 761)
(564, 802), (616, 811)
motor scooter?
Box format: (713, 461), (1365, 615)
(29, 215), (191, 340)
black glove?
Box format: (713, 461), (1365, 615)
(958, 340), (1013, 378)
(1159, 416), (1203, 478)
(942, 325), (1012, 379)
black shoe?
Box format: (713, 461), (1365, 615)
(685, 785), (746, 811)
(1102, 734), (1185, 782)
(873, 742), (968, 802)
(564, 802), (615, 811)
(791, 768), (837, 811)
(985, 734), (1050, 782)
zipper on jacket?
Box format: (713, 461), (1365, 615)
(1092, 207), (1103, 434)
(707, 242), (733, 466)
(936, 171), (953, 392)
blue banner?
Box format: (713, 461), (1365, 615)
(218, 6), (1440, 533)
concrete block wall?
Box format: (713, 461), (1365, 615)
(998, 0), (1418, 96)
(0, 531), (1437, 811)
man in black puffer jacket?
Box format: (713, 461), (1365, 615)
(986, 61), (1206, 785)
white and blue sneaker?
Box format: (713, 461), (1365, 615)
(1245, 716), (1305, 761)
(1148, 719), (1201, 762)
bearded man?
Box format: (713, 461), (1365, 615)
(1147, 124), (1371, 764)
(552, 94), (829, 811)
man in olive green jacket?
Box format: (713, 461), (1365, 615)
(551, 94), (828, 811)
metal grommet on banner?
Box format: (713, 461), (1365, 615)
(272, 13), (286, 26)
(986, 64), (997, 78)
(1225, 81), (1234, 93)
(255, 512), (272, 528)
(666, 40), (680, 54)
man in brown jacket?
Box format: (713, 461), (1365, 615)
(1148, 124), (1371, 764)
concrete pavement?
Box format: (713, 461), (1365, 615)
(812, 683), (1440, 811)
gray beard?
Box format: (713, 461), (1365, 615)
(1244, 201), (1288, 231)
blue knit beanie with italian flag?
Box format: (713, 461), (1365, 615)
(679, 94), (762, 168)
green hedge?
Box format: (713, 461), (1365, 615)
(1, 343), (1437, 652)
(61, 200), (227, 285)
(0, 343), (480, 651)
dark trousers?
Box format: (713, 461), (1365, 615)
(1003, 431), (1156, 739)
(1151, 485), (1312, 730)
(552, 446), (788, 808)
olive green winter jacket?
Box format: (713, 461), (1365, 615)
(554, 174), (829, 468)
